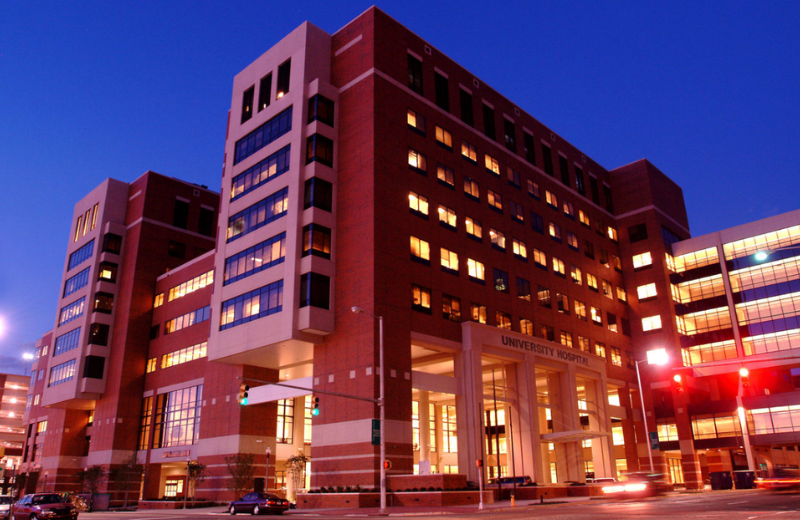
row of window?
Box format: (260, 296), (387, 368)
(139, 384), (203, 450)
(164, 305), (211, 335)
(231, 145), (291, 201)
(220, 280), (284, 330)
(234, 106), (293, 165)
(53, 328), (81, 357)
(240, 59), (291, 125)
(49, 359), (77, 387)
(227, 187), (289, 242)
(405, 56), (612, 210)
(73, 203), (100, 242)
(167, 270), (214, 303)
(224, 232), (286, 286)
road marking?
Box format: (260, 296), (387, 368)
(728, 500), (749, 504)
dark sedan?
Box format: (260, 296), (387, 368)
(229, 492), (289, 515)
(10, 493), (78, 520)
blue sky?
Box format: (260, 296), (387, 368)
(1, 1), (798, 373)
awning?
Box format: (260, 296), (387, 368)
(541, 429), (610, 443)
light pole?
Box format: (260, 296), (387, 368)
(635, 348), (669, 473)
(183, 458), (190, 510)
(736, 367), (756, 471)
(351, 306), (386, 514)
(22, 353), (33, 376)
(266, 446), (271, 493)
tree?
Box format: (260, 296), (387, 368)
(225, 453), (255, 499)
(110, 455), (144, 509)
(187, 461), (207, 503)
(284, 453), (310, 503)
(75, 465), (106, 496)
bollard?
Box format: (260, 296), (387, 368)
(511, 494), (515, 507)
(540, 495), (544, 504)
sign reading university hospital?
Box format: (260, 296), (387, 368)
(500, 335), (590, 366)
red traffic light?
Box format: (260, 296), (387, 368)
(673, 374), (684, 393)
(383, 460), (392, 470)
(740, 367), (751, 388)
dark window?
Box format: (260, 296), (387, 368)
(258, 73), (272, 111)
(523, 133), (535, 165)
(103, 234), (122, 254)
(302, 224), (332, 259)
(149, 325), (160, 340)
(584, 240), (595, 259)
(276, 59), (291, 98)
(434, 72), (449, 111)
(54, 328), (81, 356)
(443, 294), (461, 321)
(556, 293), (569, 314)
(93, 292), (114, 314)
(89, 323), (110, 346)
(168, 240), (186, 258)
(575, 166), (585, 195)
(306, 134), (334, 167)
(628, 223), (648, 243)
(517, 277), (531, 301)
(241, 86), (254, 124)
(482, 104), (496, 140)
(603, 184), (614, 213)
(559, 156), (570, 187)
(589, 176), (600, 204)
(493, 268), (509, 293)
(304, 177), (333, 212)
(531, 212), (544, 234)
(308, 94), (335, 127)
(460, 89), (473, 126)
(542, 145), (553, 176)
(540, 324), (555, 342)
(97, 261), (118, 283)
(622, 318), (632, 336)
(504, 119), (516, 153)
(662, 226), (682, 247)
(599, 249), (609, 266)
(234, 106), (292, 165)
(83, 356), (105, 379)
(68, 239), (96, 270)
(64, 267), (90, 297)
(538, 285), (551, 308)
(299, 273), (330, 309)
(198, 208), (215, 237)
(408, 54), (423, 94)
(173, 199), (189, 229)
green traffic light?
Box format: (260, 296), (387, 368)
(312, 407), (319, 416)
(240, 397), (248, 406)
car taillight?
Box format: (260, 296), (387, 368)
(267, 500), (275, 505)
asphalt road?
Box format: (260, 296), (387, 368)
(73, 489), (800, 520)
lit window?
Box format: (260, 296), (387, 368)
(608, 226), (618, 241)
(527, 179), (540, 199)
(591, 306), (602, 325)
(637, 283), (658, 300)
(146, 358), (157, 373)
(560, 331), (573, 348)
(520, 319), (533, 335)
(617, 286), (627, 302)
(407, 108), (425, 133)
(552, 257), (565, 276)
(510, 201), (524, 222)
(154, 293), (164, 308)
(409, 191), (429, 216)
(408, 148), (427, 172)
(567, 231), (578, 250)
(608, 313), (618, 332)
(487, 190), (502, 211)
(464, 177), (479, 198)
(533, 248), (547, 268)
(496, 311), (511, 330)
(443, 294), (461, 321)
(467, 259), (485, 281)
(545, 190), (558, 208)
(596, 342), (606, 358)
(465, 217), (482, 240)
(494, 268), (509, 292)
(471, 303), (487, 324)
(441, 248), (459, 272)
(642, 315), (662, 331)
(410, 236), (430, 262)
(437, 164), (454, 187)
(489, 228), (506, 250)
(571, 265), (582, 285)
(461, 141), (477, 162)
(549, 222), (561, 241)
(563, 201), (574, 218)
(485, 154), (500, 175)
(579, 210), (590, 227)
(512, 239), (527, 259)
(633, 252), (653, 269)
(412, 285), (432, 312)
(587, 273), (598, 291)
(602, 279), (613, 299)
(574, 300), (587, 321)
(436, 126), (453, 149)
(438, 205), (457, 228)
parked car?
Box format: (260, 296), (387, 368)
(9, 493), (79, 520)
(0, 496), (13, 520)
(229, 492), (290, 515)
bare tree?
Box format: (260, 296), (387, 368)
(187, 461), (207, 503)
(225, 453), (255, 499)
(110, 455), (144, 509)
(284, 453), (310, 502)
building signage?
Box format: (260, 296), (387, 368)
(162, 449), (190, 459)
(371, 419), (380, 446)
(500, 336), (590, 366)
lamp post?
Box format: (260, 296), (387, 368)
(266, 446), (271, 492)
(736, 367), (756, 471)
(22, 353), (34, 376)
(635, 348), (669, 473)
(351, 306), (386, 514)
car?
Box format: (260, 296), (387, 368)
(602, 472), (671, 498)
(228, 492), (290, 515)
(487, 476), (534, 487)
(756, 468), (800, 491)
(9, 493), (79, 520)
(587, 477), (617, 484)
(0, 496), (13, 520)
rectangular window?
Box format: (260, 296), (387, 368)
(408, 54), (423, 94)
(258, 72), (272, 111)
(545, 190), (558, 209)
(471, 303), (487, 324)
(517, 277), (531, 301)
(412, 285), (432, 313)
(556, 293), (569, 314)
(461, 140), (477, 162)
(408, 148), (427, 173)
(220, 281), (284, 330)
(467, 258), (485, 282)
(138, 397), (153, 450)
(49, 359), (77, 387)
(166, 305), (211, 334)
(304, 177), (333, 212)
(559, 155), (570, 186)
(642, 315), (662, 331)
(541, 325), (555, 341)
(527, 179), (540, 199)
(563, 200), (574, 219)
(198, 207), (214, 237)
(83, 355), (105, 379)
(579, 210), (590, 227)
(596, 342), (606, 358)
(410, 236), (431, 263)
(167, 240), (186, 259)
(575, 166), (585, 195)
(493, 268), (509, 292)
(552, 257), (565, 276)
(496, 311), (512, 330)
(485, 154), (500, 176)
(465, 217), (482, 240)
(64, 267), (90, 297)
(224, 233), (285, 285)
(302, 224), (332, 259)
(591, 306), (603, 325)
(226, 187), (289, 242)
(489, 228), (506, 251)
(241, 85), (254, 123)
(523, 133), (535, 164)
(173, 199), (190, 229)
(520, 318), (533, 336)
(531, 212), (544, 234)
(93, 292), (114, 314)
(578, 335), (590, 352)
(512, 239), (527, 260)
(617, 286), (628, 302)
(88, 323), (109, 346)
(503, 119), (516, 152)
(437, 163), (454, 187)
(482, 104), (496, 139)
(168, 270), (214, 301)
(487, 190), (502, 211)
(538, 286), (551, 308)
(54, 328), (81, 357)
(234, 106), (292, 165)
(589, 176), (600, 204)
(560, 331), (573, 348)
(74, 215), (83, 242)
(308, 94), (334, 126)
(153, 385), (203, 448)
(571, 264), (582, 285)
(306, 134), (334, 167)
(443, 405), (458, 452)
(602, 279), (614, 299)
(299, 273), (330, 309)
(434, 72), (449, 111)
(584, 240), (595, 259)
(549, 222), (562, 242)
(587, 273), (598, 291)
(443, 294), (461, 322)
(435, 126), (453, 150)
(231, 144), (291, 201)
(628, 223), (648, 243)
(407, 108), (426, 134)
(574, 300), (587, 321)
(438, 205), (457, 229)
(147, 357), (157, 373)
(637, 283), (658, 300)
(510, 201), (524, 223)
(464, 177), (480, 199)
(440, 247), (458, 272)
(409, 191), (429, 216)
(508, 168), (520, 188)
(277, 399), (294, 444)
(161, 342), (207, 369)
(542, 145), (553, 176)
(633, 252), (653, 269)
(276, 59), (291, 98)
(567, 231), (579, 251)
(607, 226), (618, 242)
(533, 248), (547, 269)
(604, 185), (614, 213)
(459, 89), (473, 126)
(608, 313), (619, 333)
(68, 240), (95, 271)
(59, 297), (85, 325)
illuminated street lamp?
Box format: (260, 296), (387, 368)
(22, 353), (34, 376)
(636, 348), (669, 473)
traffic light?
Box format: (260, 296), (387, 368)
(475, 459), (483, 468)
(673, 374), (684, 393)
(383, 460), (392, 470)
(239, 383), (250, 405)
(740, 367), (750, 389)
(312, 396), (320, 416)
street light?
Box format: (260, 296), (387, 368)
(183, 458), (190, 510)
(635, 348), (669, 473)
(350, 306), (386, 514)
(22, 353), (34, 376)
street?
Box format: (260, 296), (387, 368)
(75, 489), (800, 519)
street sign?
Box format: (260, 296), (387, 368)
(371, 419), (380, 445)
(649, 431), (659, 450)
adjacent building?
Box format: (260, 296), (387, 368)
(17, 6), (800, 506)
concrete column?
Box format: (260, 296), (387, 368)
(454, 345), (485, 483)
(505, 362), (536, 481)
(418, 391), (430, 467)
(586, 376), (614, 479)
(557, 364), (582, 483)
(286, 396), (306, 497)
